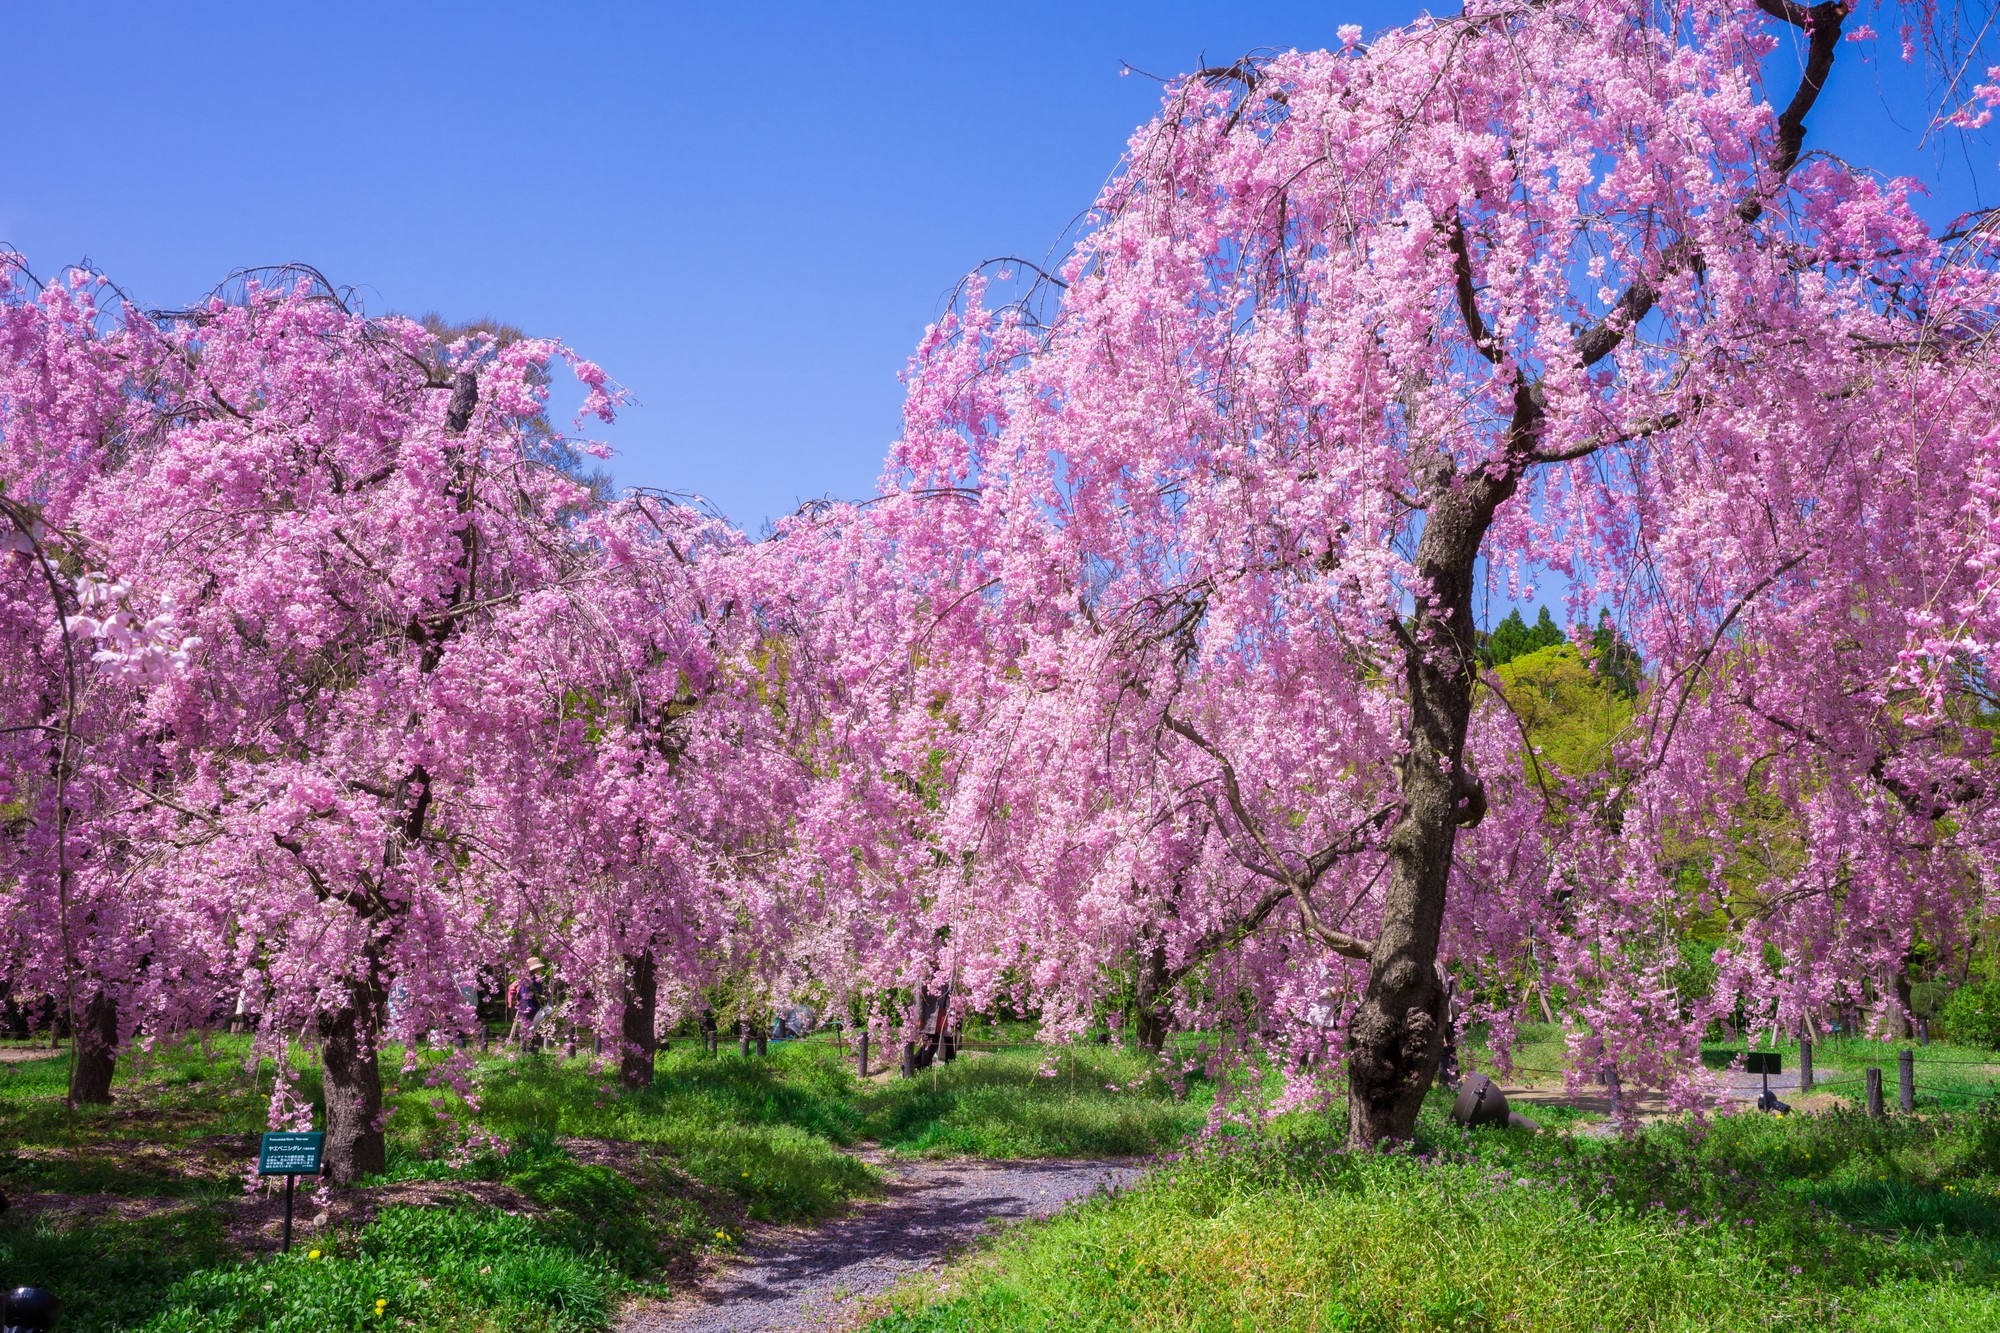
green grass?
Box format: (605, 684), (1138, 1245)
(866, 1088), (2000, 1332)
(139, 1206), (619, 1333)
(14, 1028), (2000, 1331)
(1459, 1022), (2000, 1118)
(856, 1044), (1202, 1157)
(0, 1030), (1202, 1330)
(0, 1205), (235, 1332)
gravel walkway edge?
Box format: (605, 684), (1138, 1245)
(621, 1154), (1147, 1333)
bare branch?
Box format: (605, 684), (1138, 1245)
(1640, 552), (1808, 770)
(1163, 712), (1298, 886)
(1741, 0), (1847, 221)
(1447, 218), (1501, 363)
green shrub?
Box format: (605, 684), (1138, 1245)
(1940, 982), (2000, 1050)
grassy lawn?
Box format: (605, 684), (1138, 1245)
(1456, 1022), (2000, 1119)
(866, 1074), (2000, 1332)
(0, 1033), (1196, 1331)
(14, 1026), (2000, 1332)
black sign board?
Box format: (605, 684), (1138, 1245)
(257, 1131), (324, 1176)
(1745, 1052), (1782, 1075)
(255, 1131), (323, 1254)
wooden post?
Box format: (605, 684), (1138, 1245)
(1899, 1048), (1915, 1113)
(738, 1019), (751, 1058)
(857, 1030), (869, 1078)
(1866, 1066), (1884, 1117)
(1798, 1039), (1813, 1093)
(1603, 1066), (1622, 1118)
(902, 1041), (915, 1078)
(756, 1031), (767, 1058)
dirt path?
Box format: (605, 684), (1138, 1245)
(623, 1155), (1144, 1333)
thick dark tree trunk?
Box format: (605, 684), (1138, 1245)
(1887, 968), (1914, 1040)
(67, 988), (118, 1106)
(1133, 938), (1171, 1054)
(319, 994), (386, 1184)
(1347, 440), (1517, 1147)
(620, 950), (658, 1089)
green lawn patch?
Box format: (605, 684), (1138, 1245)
(866, 1089), (2000, 1332)
(0, 1030), (1201, 1330)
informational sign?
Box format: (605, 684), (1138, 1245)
(1745, 1052), (1782, 1075)
(257, 1131), (325, 1176)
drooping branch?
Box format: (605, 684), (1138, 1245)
(1867, 755), (1984, 821)
(1742, 0), (1848, 221)
(1159, 710), (1392, 971)
(1447, 218), (1500, 363)
(1638, 552), (1809, 772)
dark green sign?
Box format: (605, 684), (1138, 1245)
(1745, 1052), (1782, 1075)
(257, 1131), (324, 1176)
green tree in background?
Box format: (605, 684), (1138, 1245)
(1490, 644), (1635, 789)
(1589, 609), (1643, 699)
(1482, 606), (1566, 668)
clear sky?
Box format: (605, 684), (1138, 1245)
(6, 3), (1990, 540)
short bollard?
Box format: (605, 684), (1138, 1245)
(1899, 1048), (1915, 1113)
(738, 1022), (751, 1058)
(3, 1286), (62, 1332)
(1866, 1066), (1885, 1117)
(902, 1041), (916, 1078)
(1799, 1039), (1814, 1093)
(856, 1031), (869, 1078)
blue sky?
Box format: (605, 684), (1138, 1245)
(7, 3), (1991, 546)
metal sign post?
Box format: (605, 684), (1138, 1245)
(256, 1131), (325, 1254)
(1747, 1051), (1788, 1113)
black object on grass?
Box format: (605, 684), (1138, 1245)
(2, 1286), (61, 1332)
(1450, 1072), (1538, 1132)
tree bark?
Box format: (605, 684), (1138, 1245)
(1347, 447), (1516, 1147)
(67, 988), (118, 1106)
(312, 368), (476, 1186)
(1132, 938), (1171, 1054)
(1886, 967), (1914, 1040)
(620, 950), (658, 1089)
(319, 990), (386, 1184)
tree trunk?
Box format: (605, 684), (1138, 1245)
(1347, 450), (1516, 1147)
(319, 995), (386, 1185)
(1132, 938), (1171, 1054)
(1886, 968), (1914, 1040)
(67, 988), (118, 1106)
(620, 950), (658, 1089)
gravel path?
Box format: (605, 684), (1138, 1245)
(624, 1156), (1145, 1333)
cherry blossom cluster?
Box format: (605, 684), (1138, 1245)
(8, 0), (2000, 1150)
